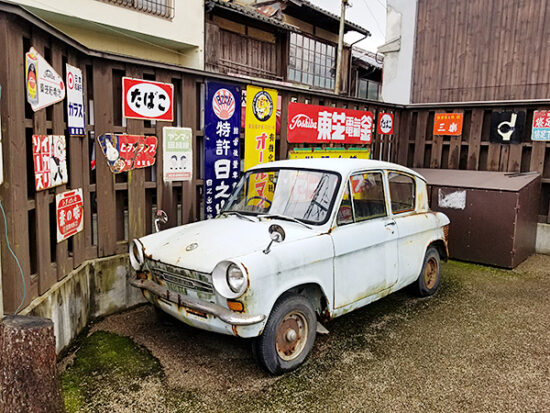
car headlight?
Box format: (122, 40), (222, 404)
(227, 264), (245, 293)
(212, 261), (248, 299)
(129, 239), (145, 270)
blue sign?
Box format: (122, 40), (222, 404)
(204, 82), (241, 219)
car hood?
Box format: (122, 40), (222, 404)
(138, 216), (322, 273)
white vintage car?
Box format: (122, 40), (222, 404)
(129, 159), (450, 374)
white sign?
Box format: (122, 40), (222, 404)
(66, 64), (85, 135)
(163, 127), (193, 182)
(25, 47), (65, 112)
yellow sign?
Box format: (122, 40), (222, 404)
(289, 148), (371, 160)
(244, 85), (277, 170)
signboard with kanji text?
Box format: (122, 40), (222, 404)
(32, 135), (68, 191)
(122, 77), (173, 121)
(56, 188), (84, 242)
(25, 47), (65, 112)
(377, 112), (394, 135)
(433, 113), (463, 136)
(66, 64), (85, 135)
(97, 134), (157, 173)
(163, 127), (193, 181)
(204, 82), (241, 219)
(531, 110), (550, 141)
(287, 102), (374, 144)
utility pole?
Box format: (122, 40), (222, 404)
(334, 0), (348, 95)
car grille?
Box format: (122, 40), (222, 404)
(146, 260), (214, 295)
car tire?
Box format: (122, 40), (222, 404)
(414, 246), (441, 297)
(254, 293), (317, 375)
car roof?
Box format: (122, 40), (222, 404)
(248, 158), (426, 181)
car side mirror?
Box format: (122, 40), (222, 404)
(263, 224), (285, 254)
(154, 210), (168, 233)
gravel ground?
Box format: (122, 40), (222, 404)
(62, 255), (550, 412)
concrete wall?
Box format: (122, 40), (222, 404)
(536, 223), (550, 255)
(20, 255), (145, 354)
(379, 0), (417, 104)
(11, 0), (204, 68)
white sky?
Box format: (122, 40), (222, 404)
(309, 0), (387, 52)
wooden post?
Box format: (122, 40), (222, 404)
(0, 315), (65, 412)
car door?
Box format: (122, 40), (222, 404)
(331, 171), (399, 309)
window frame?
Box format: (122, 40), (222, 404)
(387, 171), (417, 215)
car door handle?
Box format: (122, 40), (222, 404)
(385, 222), (396, 227)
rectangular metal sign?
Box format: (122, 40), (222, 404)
(163, 127), (193, 182)
(287, 102), (374, 144)
(97, 133), (157, 173)
(433, 113), (463, 136)
(32, 135), (68, 191)
(531, 110), (550, 141)
(289, 147), (371, 159)
(122, 77), (173, 121)
(25, 47), (65, 112)
(377, 112), (394, 135)
(56, 188), (84, 242)
(204, 82), (241, 219)
(66, 64), (85, 135)
(489, 111), (525, 144)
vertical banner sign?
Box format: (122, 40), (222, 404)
(433, 113), (464, 136)
(56, 188), (84, 243)
(25, 47), (65, 112)
(122, 77), (173, 121)
(489, 111), (526, 144)
(245, 86), (277, 210)
(163, 127), (193, 182)
(532, 110), (550, 141)
(377, 112), (394, 135)
(66, 64), (85, 135)
(204, 82), (241, 219)
(32, 135), (68, 191)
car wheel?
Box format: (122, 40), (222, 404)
(415, 246), (441, 297)
(254, 293), (317, 375)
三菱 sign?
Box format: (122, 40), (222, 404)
(25, 47), (65, 112)
(287, 102), (374, 144)
(56, 188), (84, 242)
(289, 147), (371, 159)
(377, 113), (394, 135)
(32, 135), (68, 191)
(433, 113), (463, 136)
(531, 110), (550, 141)
(66, 64), (85, 135)
(163, 127), (193, 182)
(204, 82), (241, 219)
(97, 133), (157, 173)
(122, 77), (173, 121)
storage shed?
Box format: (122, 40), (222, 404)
(414, 169), (541, 268)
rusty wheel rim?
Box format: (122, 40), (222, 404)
(275, 311), (308, 361)
(424, 257), (438, 289)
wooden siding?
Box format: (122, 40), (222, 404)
(412, 0), (550, 103)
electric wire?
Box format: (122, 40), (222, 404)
(0, 200), (26, 314)
(360, 0), (385, 38)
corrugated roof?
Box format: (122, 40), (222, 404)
(352, 48), (384, 69)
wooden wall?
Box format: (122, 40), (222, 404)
(412, 0), (550, 103)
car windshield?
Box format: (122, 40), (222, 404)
(221, 168), (340, 224)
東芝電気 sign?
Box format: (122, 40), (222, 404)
(122, 77), (173, 121)
(25, 47), (65, 112)
(287, 102), (374, 144)
(433, 113), (463, 136)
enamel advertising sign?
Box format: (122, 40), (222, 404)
(25, 47), (66, 111)
(97, 133), (157, 173)
(377, 112), (394, 135)
(532, 110), (550, 141)
(433, 113), (464, 136)
(287, 102), (374, 144)
(204, 82), (241, 219)
(163, 127), (193, 182)
(289, 147), (371, 159)
(66, 64), (85, 135)
(32, 135), (68, 191)
(122, 77), (173, 121)
(56, 188), (84, 242)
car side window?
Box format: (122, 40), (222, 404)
(388, 172), (416, 214)
(337, 181), (353, 225)
(349, 172), (387, 222)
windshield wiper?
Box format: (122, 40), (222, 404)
(219, 211), (255, 222)
(258, 214), (312, 229)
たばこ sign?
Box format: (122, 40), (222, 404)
(56, 188), (84, 242)
(122, 77), (173, 121)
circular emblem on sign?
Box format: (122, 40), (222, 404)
(212, 88), (236, 120)
(379, 113), (393, 134)
(252, 91), (273, 122)
(68, 72), (74, 90)
(186, 242), (198, 251)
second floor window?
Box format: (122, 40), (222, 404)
(288, 32), (335, 89)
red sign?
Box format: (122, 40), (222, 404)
(433, 113), (463, 136)
(122, 77), (173, 121)
(97, 134), (157, 173)
(56, 189), (84, 242)
(287, 102), (374, 144)
(32, 135), (68, 191)
(377, 113), (394, 135)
